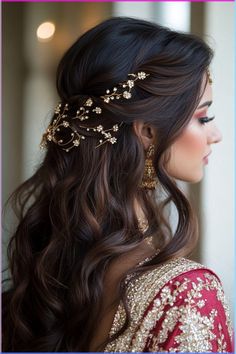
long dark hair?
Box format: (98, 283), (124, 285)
(3, 17), (213, 351)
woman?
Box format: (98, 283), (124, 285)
(2, 17), (233, 352)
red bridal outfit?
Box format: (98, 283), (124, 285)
(104, 258), (233, 352)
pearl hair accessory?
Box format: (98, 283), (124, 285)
(40, 71), (150, 152)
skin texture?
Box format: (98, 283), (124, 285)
(166, 82), (222, 183)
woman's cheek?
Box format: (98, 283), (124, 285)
(165, 123), (207, 181)
(177, 123), (206, 157)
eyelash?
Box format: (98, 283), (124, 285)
(198, 116), (215, 125)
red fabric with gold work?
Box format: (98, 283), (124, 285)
(143, 269), (233, 352)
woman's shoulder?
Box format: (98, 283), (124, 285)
(128, 257), (230, 326)
(126, 257), (219, 300)
(105, 257), (233, 352)
(138, 256), (229, 315)
(148, 256), (218, 280)
(140, 257), (234, 352)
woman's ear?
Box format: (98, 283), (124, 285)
(133, 120), (156, 149)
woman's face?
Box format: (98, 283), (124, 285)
(166, 81), (222, 183)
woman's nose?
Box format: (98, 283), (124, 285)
(208, 123), (223, 144)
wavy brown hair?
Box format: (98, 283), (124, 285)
(2, 17), (213, 351)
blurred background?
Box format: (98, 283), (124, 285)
(2, 2), (234, 315)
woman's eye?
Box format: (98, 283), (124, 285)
(199, 116), (215, 125)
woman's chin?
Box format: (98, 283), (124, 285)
(175, 171), (204, 184)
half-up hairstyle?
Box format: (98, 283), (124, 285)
(3, 17), (213, 351)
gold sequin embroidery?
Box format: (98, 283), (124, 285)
(147, 272), (232, 352)
(104, 258), (232, 352)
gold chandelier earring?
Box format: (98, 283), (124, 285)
(140, 144), (157, 190)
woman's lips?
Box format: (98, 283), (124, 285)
(203, 156), (209, 164)
(203, 152), (211, 164)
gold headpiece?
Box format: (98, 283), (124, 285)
(101, 71), (149, 103)
(40, 71), (150, 152)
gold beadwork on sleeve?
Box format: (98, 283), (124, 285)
(104, 258), (233, 353)
(147, 272), (232, 352)
(104, 258), (204, 351)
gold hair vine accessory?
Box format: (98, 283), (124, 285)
(40, 99), (120, 152)
(101, 72), (150, 103)
(40, 71), (150, 151)
(40, 98), (116, 152)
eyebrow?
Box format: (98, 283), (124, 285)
(197, 100), (212, 109)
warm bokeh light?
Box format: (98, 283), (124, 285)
(36, 22), (55, 42)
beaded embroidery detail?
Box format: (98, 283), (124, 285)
(104, 257), (233, 352)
